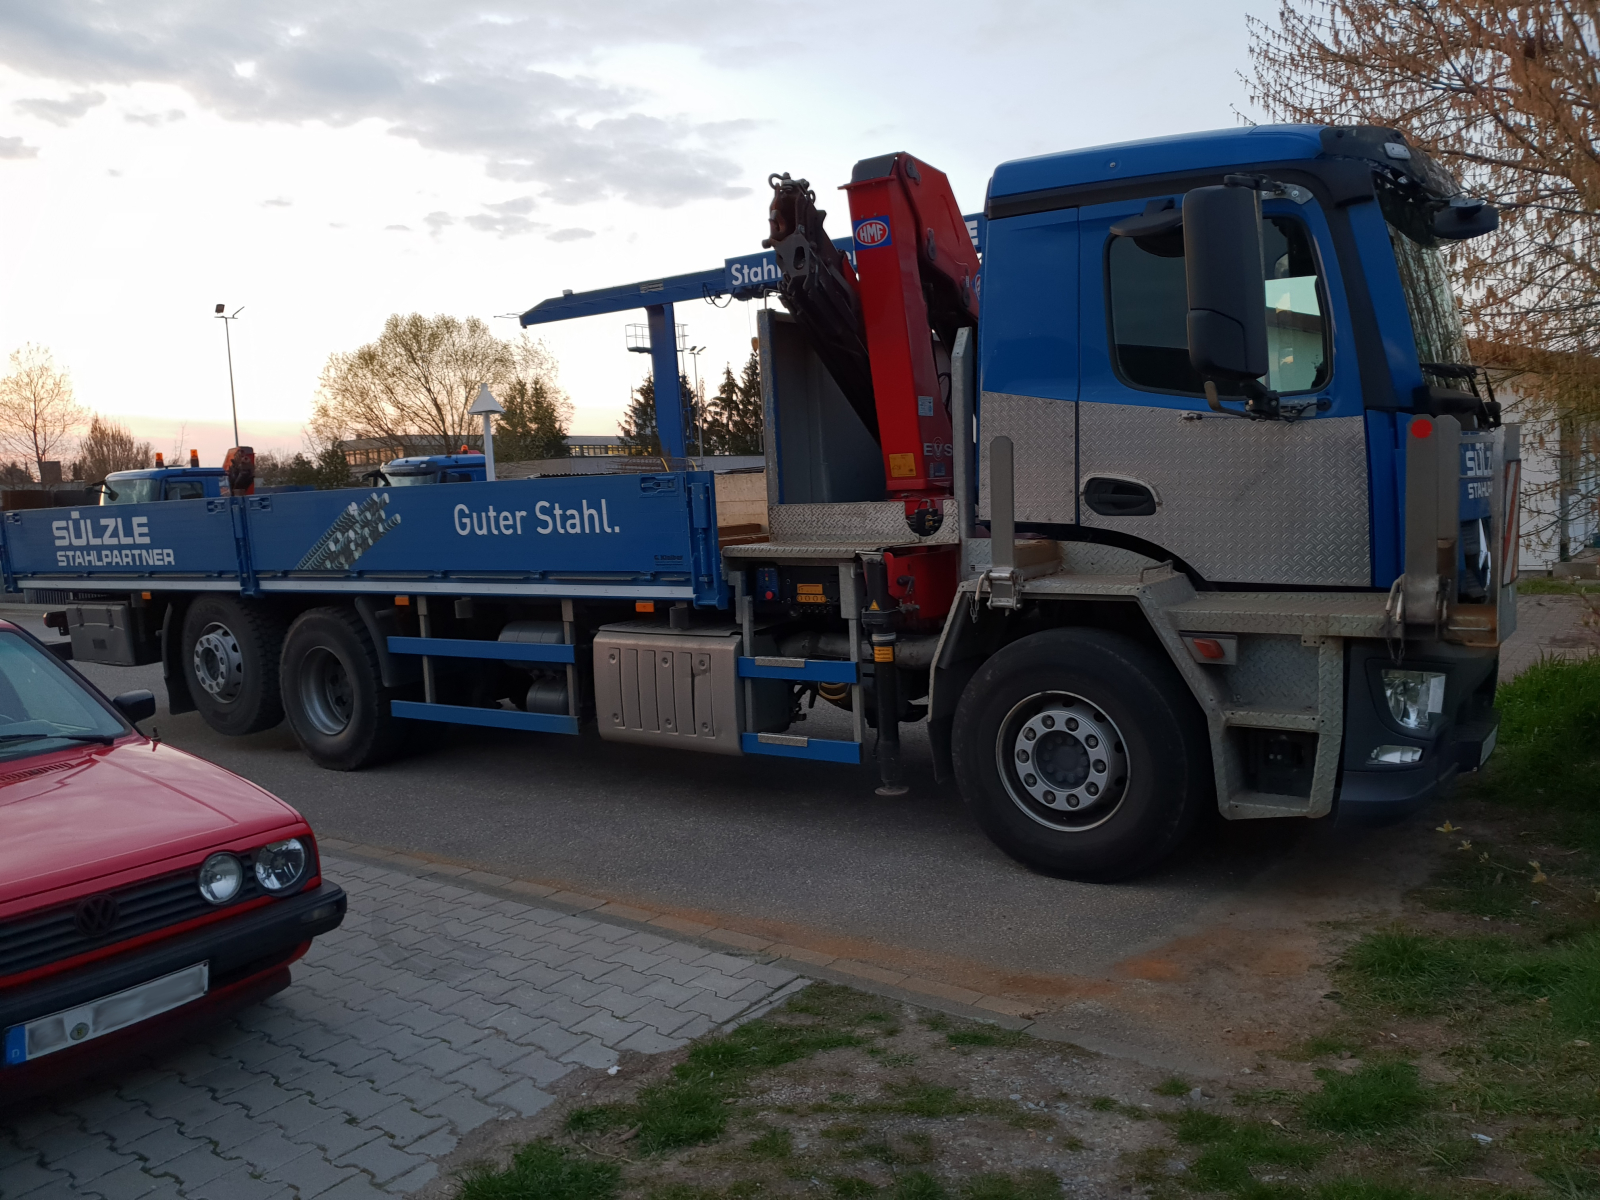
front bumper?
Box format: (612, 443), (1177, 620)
(1335, 641), (1500, 825)
(1, 882), (345, 1084)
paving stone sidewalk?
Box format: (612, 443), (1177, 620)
(1, 855), (804, 1200)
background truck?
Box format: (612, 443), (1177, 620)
(0, 124), (1518, 880)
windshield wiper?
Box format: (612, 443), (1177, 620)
(0, 731), (118, 745)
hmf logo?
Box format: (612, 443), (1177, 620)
(853, 217), (891, 248)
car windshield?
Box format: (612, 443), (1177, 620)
(100, 478), (160, 505)
(0, 632), (125, 762)
(1378, 184), (1471, 386)
(385, 471), (438, 486)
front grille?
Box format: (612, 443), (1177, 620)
(1, 867), (265, 978)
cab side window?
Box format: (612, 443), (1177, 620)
(1107, 214), (1329, 397)
(165, 480), (205, 500)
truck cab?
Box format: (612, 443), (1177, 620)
(98, 468), (228, 505)
(374, 454), (486, 486)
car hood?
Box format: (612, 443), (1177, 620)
(0, 739), (303, 907)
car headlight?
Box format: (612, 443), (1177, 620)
(1381, 669), (1446, 730)
(254, 838), (308, 893)
(198, 853), (244, 904)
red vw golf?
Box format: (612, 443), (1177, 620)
(0, 617), (345, 1097)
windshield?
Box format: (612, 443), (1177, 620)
(100, 478), (160, 505)
(1378, 185), (1470, 384)
(385, 471), (438, 486)
(0, 632), (125, 761)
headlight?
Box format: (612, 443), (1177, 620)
(198, 853), (243, 904)
(254, 838), (308, 893)
(1381, 669), (1446, 730)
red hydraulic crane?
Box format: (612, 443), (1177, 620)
(764, 152), (981, 514)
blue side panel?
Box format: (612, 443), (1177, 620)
(1, 499), (242, 586)
(388, 636), (575, 664)
(390, 700), (579, 735)
(978, 209), (1080, 402)
(737, 657), (857, 683)
(1366, 411), (1405, 588)
(242, 473), (726, 606)
(740, 733), (862, 764)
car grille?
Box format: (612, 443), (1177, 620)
(0, 868), (265, 979)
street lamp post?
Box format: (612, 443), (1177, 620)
(214, 304), (244, 447)
(686, 345), (706, 461)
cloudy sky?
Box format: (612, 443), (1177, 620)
(0, 1), (1269, 462)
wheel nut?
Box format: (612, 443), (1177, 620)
(1086, 782), (1100, 797)
(1042, 715), (1055, 729)
(1016, 749), (1030, 763)
(1066, 718), (1078, 732)
(1093, 759), (1105, 773)
(1085, 734), (1099, 749)
(1024, 774), (1037, 787)
(1023, 728), (1036, 742)
(1043, 790), (1056, 804)
(1066, 794), (1080, 808)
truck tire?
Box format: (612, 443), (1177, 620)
(951, 627), (1210, 882)
(181, 596), (287, 735)
(280, 606), (402, 771)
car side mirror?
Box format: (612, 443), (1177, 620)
(112, 689), (156, 724)
(1183, 185), (1268, 389)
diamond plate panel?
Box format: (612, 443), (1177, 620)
(767, 500), (959, 546)
(976, 391), (1076, 524)
(1077, 406), (1371, 587)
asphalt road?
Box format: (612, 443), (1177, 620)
(13, 605), (1381, 986)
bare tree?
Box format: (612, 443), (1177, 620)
(0, 345), (86, 476)
(312, 314), (513, 449)
(77, 415), (153, 483)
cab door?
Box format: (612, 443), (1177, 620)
(976, 207), (1079, 525)
(1076, 191), (1371, 586)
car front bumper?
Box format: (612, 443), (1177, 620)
(0, 882), (345, 1096)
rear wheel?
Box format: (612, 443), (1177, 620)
(280, 606), (402, 770)
(952, 627), (1210, 881)
(181, 597), (287, 735)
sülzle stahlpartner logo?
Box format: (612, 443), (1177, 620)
(52, 510), (174, 567)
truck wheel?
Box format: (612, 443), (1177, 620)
(280, 606), (402, 771)
(952, 627), (1210, 882)
(181, 596), (287, 735)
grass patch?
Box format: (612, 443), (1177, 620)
(1511, 577), (1600, 595)
(1300, 1062), (1429, 1133)
(564, 983), (871, 1155)
(457, 1141), (620, 1200)
(1171, 1109), (1325, 1193)
(1152, 1076), (1191, 1098)
(1468, 654), (1600, 855)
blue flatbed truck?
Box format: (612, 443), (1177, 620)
(1, 125), (1520, 881)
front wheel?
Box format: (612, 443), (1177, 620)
(952, 627), (1211, 882)
(280, 606), (402, 770)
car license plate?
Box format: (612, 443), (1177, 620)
(1479, 726), (1498, 766)
(4, 961), (209, 1065)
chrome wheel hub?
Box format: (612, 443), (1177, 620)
(998, 692), (1130, 832)
(192, 623), (244, 702)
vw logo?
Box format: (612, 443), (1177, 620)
(75, 893), (120, 937)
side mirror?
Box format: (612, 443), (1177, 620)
(1183, 185), (1268, 385)
(112, 689), (156, 725)
(1434, 200), (1498, 241)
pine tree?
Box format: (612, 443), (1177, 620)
(704, 352), (763, 455)
(618, 372), (695, 456)
(495, 377), (569, 461)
